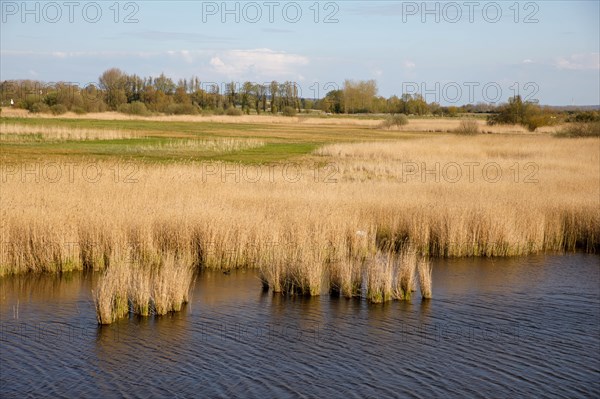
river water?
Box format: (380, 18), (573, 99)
(1, 254), (598, 398)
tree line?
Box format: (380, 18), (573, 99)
(1, 68), (598, 131)
(0, 71), (495, 117)
(0, 68), (307, 116)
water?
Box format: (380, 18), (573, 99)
(1, 255), (599, 398)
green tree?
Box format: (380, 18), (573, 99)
(241, 82), (253, 113)
(269, 81), (278, 113)
(252, 84), (267, 114)
(99, 68), (127, 110)
(226, 82), (238, 109)
(321, 90), (344, 113)
(343, 79), (377, 113)
(487, 96), (556, 131)
(174, 86), (191, 104)
(153, 73), (176, 95)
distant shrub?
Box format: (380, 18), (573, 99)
(213, 107), (225, 116)
(524, 114), (554, 132)
(487, 95), (557, 131)
(72, 107), (87, 115)
(555, 122), (600, 138)
(43, 92), (59, 107)
(201, 109), (214, 116)
(30, 102), (50, 113)
(282, 106), (297, 117)
(117, 103), (130, 114)
(226, 107), (243, 116)
(567, 111), (600, 123)
(84, 98), (107, 113)
(165, 103), (199, 115)
(118, 101), (148, 116)
(454, 119), (479, 135)
(445, 106), (460, 117)
(164, 104), (177, 115)
(50, 104), (68, 115)
(130, 102), (149, 115)
(380, 114), (409, 129)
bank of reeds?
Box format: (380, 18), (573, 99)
(0, 123), (136, 141)
(1, 134), (598, 322)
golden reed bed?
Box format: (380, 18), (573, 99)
(1, 134), (598, 322)
(0, 108), (559, 133)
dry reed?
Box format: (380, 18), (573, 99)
(94, 249), (194, 324)
(134, 138), (266, 153)
(0, 123), (136, 141)
(418, 257), (432, 299)
(1, 133), (598, 319)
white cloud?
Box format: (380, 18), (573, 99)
(2, 48), (309, 80)
(522, 59), (533, 64)
(210, 57), (225, 68)
(403, 61), (416, 69)
(209, 48), (309, 80)
(556, 53), (600, 71)
(167, 49), (194, 63)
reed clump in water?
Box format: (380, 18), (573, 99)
(94, 252), (130, 324)
(417, 257), (433, 299)
(395, 246), (418, 301)
(362, 245), (422, 304)
(94, 249), (194, 324)
(330, 256), (363, 299)
(367, 251), (395, 303)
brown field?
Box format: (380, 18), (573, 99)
(0, 115), (597, 322)
(0, 107), (559, 133)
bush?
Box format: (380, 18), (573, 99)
(446, 106), (460, 117)
(487, 95), (557, 131)
(118, 101), (148, 116)
(524, 114), (554, 132)
(568, 111), (600, 123)
(22, 95), (44, 111)
(380, 113), (409, 129)
(454, 120), (479, 135)
(72, 107), (87, 115)
(282, 106), (297, 117)
(555, 122), (600, 138)
(117, 103), (130, 114)
(225, 107), (243, 116)
(201, 109), (214, 116)
(44, 92), (59, 107)
(130, 102), (149, 115)
(30, 102), (50, 113)
(165, 103), (199, 115)
(50, 104), (68, 115)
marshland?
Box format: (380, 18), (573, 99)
(1, 110), (598, 316)
(2, 0), (599, 395)
(1, 109), (599, 396)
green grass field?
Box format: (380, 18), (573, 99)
(0, 116), (422, 164)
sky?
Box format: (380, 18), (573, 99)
(1, 0), (599, 105)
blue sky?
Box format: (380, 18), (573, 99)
(1, 0), (599, 105)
